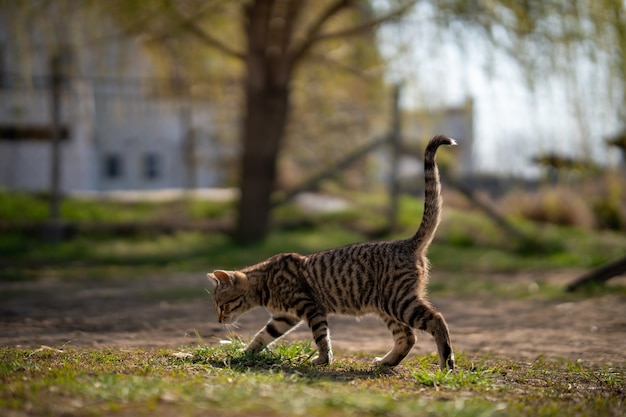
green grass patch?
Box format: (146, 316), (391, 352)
(0, 191), (49, 221)
(2, 191), (626, 298)
(1, 341), (623, 417)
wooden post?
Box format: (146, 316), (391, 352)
(50, 54), (62, 219)
(180, 104), (197, 191)
(44, 53), (65, 242)
(387, 83), (402, 233)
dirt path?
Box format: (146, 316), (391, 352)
(1, 271), (625, 367)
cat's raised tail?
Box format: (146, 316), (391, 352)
(411, 135), (457, 255)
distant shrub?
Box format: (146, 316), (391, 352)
(0, 190), (48, 221)
(500, 187), (595, 230)
(591, 173), (625, 231)
(593, 199), (624, 231)
(188, 200), (234, 220)
(61, 199), (122, 222)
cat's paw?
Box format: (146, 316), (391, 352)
(311, 351), (333, 366)
(243, 343), (263, 354)
(442, 354), (455, 371)
(372, 357), (385, 366)
(372, 357), (398, 368)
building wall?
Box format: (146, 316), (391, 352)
(404, 98), (474, 176)
(0, 5), (223, 193)
(0, 86), (94, 192)
(92, 94), (219, 191)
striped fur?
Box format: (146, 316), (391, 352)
(208, 135), (456, 369)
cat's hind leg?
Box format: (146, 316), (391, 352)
(373, 315), (416, 367)
(245, 314), (301, 353)
(421, 310), (454, 370)
(403, 301), (454, 370)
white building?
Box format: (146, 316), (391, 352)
(404, 98), (475, 176)
(0, 5), (225, 193)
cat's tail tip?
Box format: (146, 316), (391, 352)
(431, 135), (457, 147)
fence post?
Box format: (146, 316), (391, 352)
(387, 83), (402, 233)
(44, 52), (65, 242)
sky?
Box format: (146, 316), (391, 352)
(376, 2), (622, 178)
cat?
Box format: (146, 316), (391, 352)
(207, 135), (456, 370)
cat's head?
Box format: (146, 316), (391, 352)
(207, 270), (253, 324)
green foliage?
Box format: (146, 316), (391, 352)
(592, 173), (625, 231)
(0, 190), (237, 224)
(594, 198), (624, 231)
(187, 199), (234, 220)
(60, 199), (155, 223)
(0, 190), (48, 221)
(2, 191), (626, 290)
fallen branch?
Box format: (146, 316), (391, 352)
(566, 255), (626, 292)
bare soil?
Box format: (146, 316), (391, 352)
(1, 270), (625, 367)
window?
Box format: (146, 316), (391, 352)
(143, 152), (161, 180)
(103, 153), (123, 179)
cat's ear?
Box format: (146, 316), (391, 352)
(207, 270), (235, 287)
(207, 272), (219, 288)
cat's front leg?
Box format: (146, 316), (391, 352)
(307, 314), (333, 366)
(374, 315), (416, 367)
(245, 314), (301, 353)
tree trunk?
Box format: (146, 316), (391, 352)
(234, 0), (299, 243)
(386, 84), (402, 234)
(44, 53), (65, 243)
(235, 83), (289, 243)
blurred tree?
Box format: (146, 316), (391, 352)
(198, 0), (410, 243)
(225, 0), (404, 243)
(107, 0), (413, 243)
(133, 0), (626, 243)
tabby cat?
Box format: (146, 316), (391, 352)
(208, 135), (456, 369)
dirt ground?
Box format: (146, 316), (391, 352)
(1, 270), (625, 368)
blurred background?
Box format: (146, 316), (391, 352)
(0, 0), (625, 294)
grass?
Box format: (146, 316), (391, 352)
(1, 340), (623, 417)
(2, 225), (625, 298)
(2, 191), (626, 298)
(0, 190), (235, 224)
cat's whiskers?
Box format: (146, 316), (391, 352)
(224, 322), (241, 331)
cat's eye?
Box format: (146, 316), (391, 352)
(224, 296), (244, 311)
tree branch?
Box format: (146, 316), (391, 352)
(307, 51), (381, 78)
(289, 0), (355, 64)
(290, 0), (417, 64)
(311, 0), (417, 44)
(163, 0), (246, 61)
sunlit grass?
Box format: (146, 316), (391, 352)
(1, 341), (623, 417)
